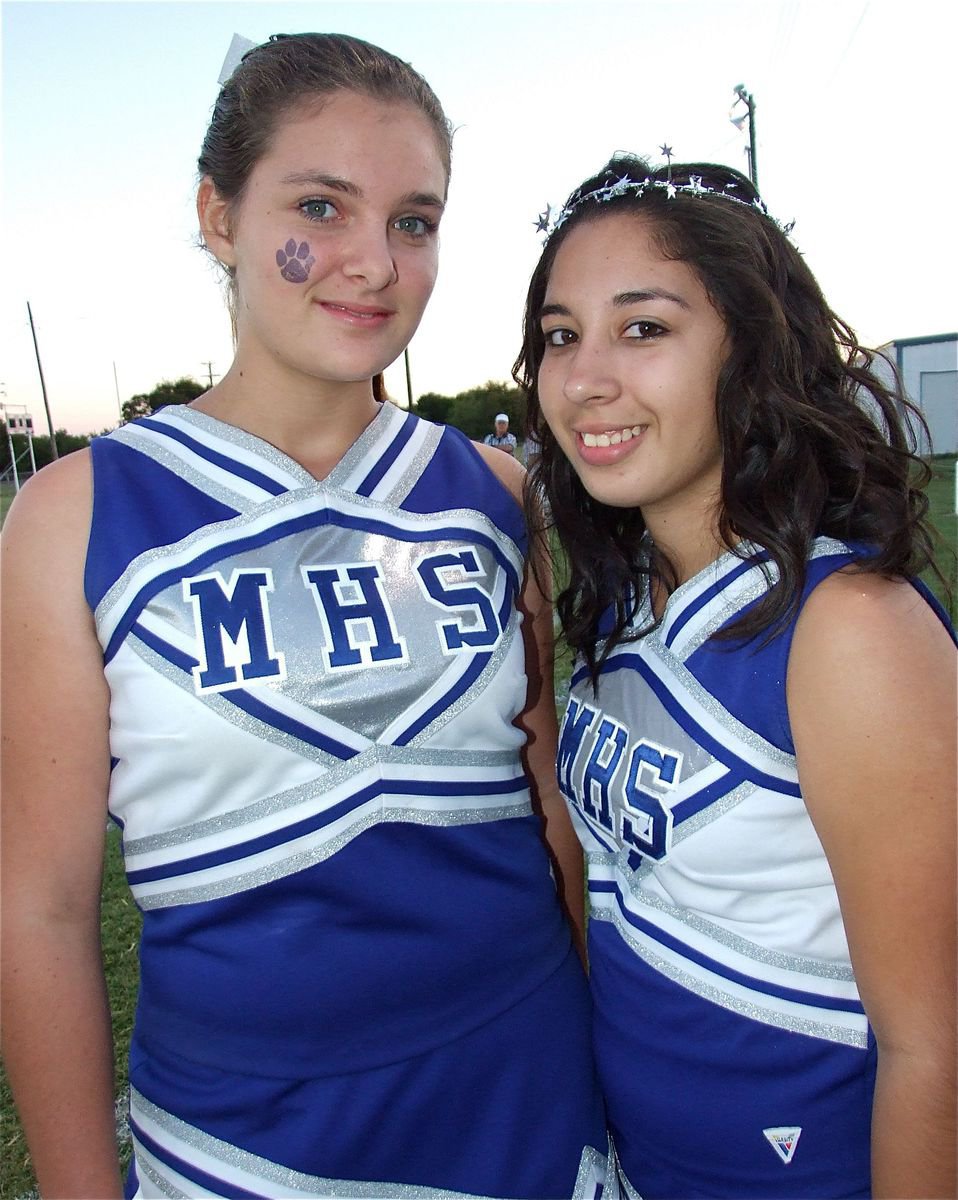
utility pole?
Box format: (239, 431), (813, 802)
(113, 361), (123, 420)
(403, 349), (414, 411)
(731, 84), (758, 190)
(26, 301), (59, 460)
(201, 361), (219, 389)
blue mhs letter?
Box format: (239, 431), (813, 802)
(416, 549), (502, 653)
(303, 563), (407, 671)
(185, 569), (285, 693)
(557, 697), (598, 802)
(581, 717), (628, 832)
(620, 740), (681, 861)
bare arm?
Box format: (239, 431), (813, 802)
(788, 572), (956, 1200)
(1, 452), (124, 1199)
(474, 443), (586, 959)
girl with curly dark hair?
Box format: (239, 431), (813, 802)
(516, 153), (956, 1199)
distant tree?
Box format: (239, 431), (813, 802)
(414, 392), (453, 424)
(0, 426), (92, 476)
(449, 381), (525, 441)
(121, 377), (206, 424)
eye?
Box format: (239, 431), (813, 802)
(299, 198), (338, 222)
(624, 319), (666, 340)
(542, 327), (577, 348)
(393, 215), (438, 238)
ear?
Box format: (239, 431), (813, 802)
(197, 176), (237, 268)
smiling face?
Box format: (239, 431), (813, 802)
(537, 211), (729, 554)
(199, 90), (447, 397)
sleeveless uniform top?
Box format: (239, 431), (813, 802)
(87, 402), (573, 1077)
(559, 537), (954, 1198)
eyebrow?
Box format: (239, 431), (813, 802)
(614, 288), (690, 310)
(539, 287), (690, 322)
(279, 171), (445, 211)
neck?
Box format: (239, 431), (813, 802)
(644, 502), (729, 597)
(191, 363), (381, 480)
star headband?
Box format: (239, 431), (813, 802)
(534, 146), (793, 240)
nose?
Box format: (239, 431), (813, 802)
(561, 338), (620, 406)
(341, 222), (398, 291)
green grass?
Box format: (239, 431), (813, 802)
(0, 483), (15, 528)
(1, 829), (140, 1200)
(1, 459), (954, 1198)
(923, 456), (958, 624)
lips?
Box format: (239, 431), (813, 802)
(318, 301), (394, 322)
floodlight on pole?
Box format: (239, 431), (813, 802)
(730, 84), (758, 190)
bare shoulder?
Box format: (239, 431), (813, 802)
(1, 450), (94, 598)
(792, 568), (954, 664)
(471, 439), (526, 504)
(2, 449), (93, 550)
(788, 568), (956, 752)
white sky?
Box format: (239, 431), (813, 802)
(2, 0), (955, 435)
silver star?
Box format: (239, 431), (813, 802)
(534, 205), (552, 233)
(659, 144), (673, 159)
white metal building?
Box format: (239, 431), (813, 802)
(874, 333), (958, 456)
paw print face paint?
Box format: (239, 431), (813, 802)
(276, 238), (315, 283)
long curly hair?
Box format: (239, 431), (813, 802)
(514, 154), (943, 682)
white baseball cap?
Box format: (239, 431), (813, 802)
(495, 413), (509, 422)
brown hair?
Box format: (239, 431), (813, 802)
(199, 32), (452, 203)
(515, 154), (943, 682)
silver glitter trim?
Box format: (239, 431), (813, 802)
(121, 636), (526, 856)
(126, 633), (351, 767)
(164, 405), (318, 489)
(108, 423), (264, 511)
(136, 798), (530, 910)
(131, 1086), (500, 1197)
(591, 903), (867, 1047)
(131, 1141), (189, 1198)
(666, 535), (855, 659)
(648, 775), (754, 854)
(385, 802), (531, 827)
(382, 422), (445, 506)
(96, 488), (314, 641)
(672, 568), (779, 659)
(616, 1158), (645, 1200)
(98, 469), (524, 645)
(809, 535), (855, 561)
(313, 482), (523, 574)
(598, 776), (756, 885)
(375, 744), (520, 769)
(655, 540), (762, 628)
(644, 638), (797, 775)
(571, 1144), (613, 1200)
(615, 876), (857, 981)
(404, 613), (523, 747)
(329, 401), (405, 487)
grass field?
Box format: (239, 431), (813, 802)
(923, 456), (958, 623)
(0, 831), (139, 1200)
(0, 484), (15, 528)
(0, 460), (955, 1197)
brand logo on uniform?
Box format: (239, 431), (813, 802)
(763, 1126), (802, 1165)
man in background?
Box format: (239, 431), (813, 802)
(484, 413), (517, 456)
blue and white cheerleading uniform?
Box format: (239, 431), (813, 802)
(558, 538), (954, 1199)
(86, 402), (611, 1199)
